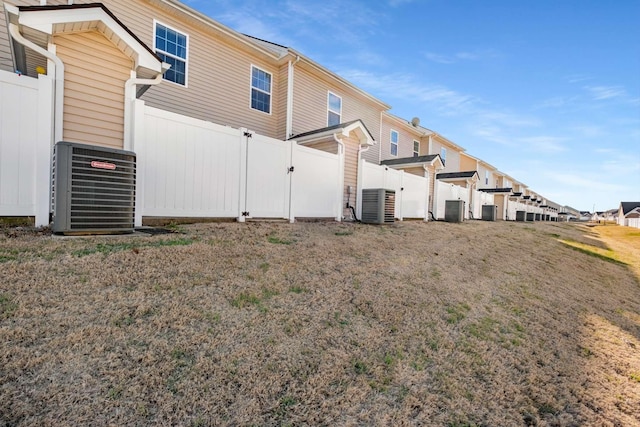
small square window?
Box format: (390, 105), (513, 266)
(251, 66), (272, 114)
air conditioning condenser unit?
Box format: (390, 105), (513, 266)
(361, 189), (395, 224)
(52, 141), (136, 235)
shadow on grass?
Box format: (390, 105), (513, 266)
(559, 240), (628, 267)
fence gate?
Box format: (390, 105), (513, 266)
(244, 132), (292, 219)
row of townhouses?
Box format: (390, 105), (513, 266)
(0, 0), (571, 231)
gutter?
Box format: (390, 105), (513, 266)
(9, 22), (64, 144)
(285, 55), (300, 139)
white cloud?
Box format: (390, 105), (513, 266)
(567, 74), (592, 84)
(516, 136), (568, 153)
(424, 49), (498, 64)
(336, 69), (477, 115)
(585, 85), (627, 100)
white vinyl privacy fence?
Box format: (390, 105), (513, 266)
(359, 160), (430, 220)
(625, 218), (640, 228)
(435, 181), (470, 220)
(136, 104), (341, 225)
(0, 71), (53, 226)
(471, 190), (495, 220)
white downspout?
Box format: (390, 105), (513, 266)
(9, 23), (64, 144)
(334, 134), (345, 221)
(285, 55), (300, 139)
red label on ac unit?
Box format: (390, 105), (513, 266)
(91, 161), (116, 170)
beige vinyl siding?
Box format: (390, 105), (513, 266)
(55, 0), (280, 137)
(342, 133), (360, 219)
(302, 140), (338, 155)
(432, 136), (461, 173)
(55, 31), (132, 149)
(495, 194), (506, 220)
(403, 166), (426, 177)
(0, 2), (13, 72)
(291, 64), (383, 151)
(426, 165), (437, 214)
(477, 164), (494, 189)
(276, 63), (288, 139)
(459, 154), (477, 171)
(379, 118), (420, 161)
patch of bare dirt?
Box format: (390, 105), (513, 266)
(1, 221), (638, 426)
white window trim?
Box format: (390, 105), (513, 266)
(250, 64), (272, 115)
(440, 147), (447, 164)
(327, 91), (342, 126)
(390, 129), (399, 157)
(153, 20), (189, 88)
(413, 140), (420, 157)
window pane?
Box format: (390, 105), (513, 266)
(328, 111), (340, 126)
(251, 89), (270, 113)
(328, 93), (341, 112)
(391, 131), (398, 143)
(391, 144), (398, 156)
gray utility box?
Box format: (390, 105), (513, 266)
(516, 210), (527, 222)
(444, 200), (465, 223)
(481, 204), (497, 221)
(361, 189), (395, 224)
(52, 141), (136, 235)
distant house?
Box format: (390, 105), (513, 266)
(618, 202), (640, 228)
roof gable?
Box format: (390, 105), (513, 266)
(620, 201), (640, 215)
(290, 119), (375, 146)
(11, 3), (163, 73)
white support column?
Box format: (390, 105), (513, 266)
(133, 99), (146, 227)
(35, 75), (54, 227)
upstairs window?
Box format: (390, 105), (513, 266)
(328, 92), (342, 126)
(251, 66), (272, 114)
(413, 140), (420, 157)
(485, 171), (489, 185)
(154, 21), (188, 86)
(440, 147), (447, 165)
(391, 130), (399, 156)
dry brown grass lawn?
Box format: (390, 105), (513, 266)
(1, 220), (639, 426)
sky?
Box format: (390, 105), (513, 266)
(185, 0), (640, 211)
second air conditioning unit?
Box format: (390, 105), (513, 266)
(361, 189), (395, 224)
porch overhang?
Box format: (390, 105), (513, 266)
(381, 154), (444, 170)
(291, 119), (375, 147)
(479, 187), (513, 194)
(6, 3), (164, 75)
(436, 171), (479, 184)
